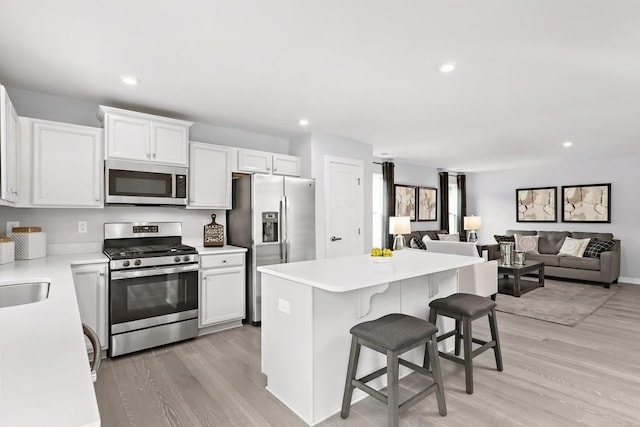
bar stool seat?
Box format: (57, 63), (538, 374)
(426, 293), (503, 395)
(341, 313), (446, 427)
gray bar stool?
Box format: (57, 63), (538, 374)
(341, 313), (447, 427)
(425, 293), (503, 394)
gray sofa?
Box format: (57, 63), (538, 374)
(505, 230), (620, 288)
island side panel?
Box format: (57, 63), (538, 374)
(312, 282), (401, 424)
(261, 273), (314, 424)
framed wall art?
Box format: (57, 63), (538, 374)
(394, 184), (416, 221)
(516, 186), (557, 222)
(418, 186), (437, 221)
(562, 183), (611, 223)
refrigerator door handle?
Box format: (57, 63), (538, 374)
(280, 196), (287, 263)
(282, 195), (289, 263)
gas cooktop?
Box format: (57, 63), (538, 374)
(104, 244), (197, 260)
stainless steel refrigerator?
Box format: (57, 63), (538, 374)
(227, 174), (315, 325)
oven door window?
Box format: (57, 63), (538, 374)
(111, 271), (197, 325)
(109, 169), (173, 198)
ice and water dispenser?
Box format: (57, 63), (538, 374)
(262, 212), (279, 243)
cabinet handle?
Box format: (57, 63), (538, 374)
(146, 153), (151, 158)
(266, 167), (271, 171)
(152, 153), (157, 159)
(222, 259), (227, 263)
(99, 272), (105, 276)
(273, 168), (278, 172)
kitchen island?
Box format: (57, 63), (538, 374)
(258, 249), (483, 425)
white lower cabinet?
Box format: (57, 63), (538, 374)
(199, 253), (245, 329)
(71, 262), (108, 350)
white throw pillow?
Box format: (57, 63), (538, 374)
(514, 234), (539, 254)
(558, 237), (591, 257)
(437, 233), (460, 242)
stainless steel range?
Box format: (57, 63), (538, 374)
(103, 222), (199, 357)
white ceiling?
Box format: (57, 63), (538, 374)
(1, 0), (639, 172)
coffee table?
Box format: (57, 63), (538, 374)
(497, 260), (545, 297)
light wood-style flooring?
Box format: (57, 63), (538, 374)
(95, 283), (640, 426)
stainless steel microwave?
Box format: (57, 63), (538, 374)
(105, 159), (187, 206)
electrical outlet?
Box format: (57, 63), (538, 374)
(278, 298), (290, 314)
(6, 221), (19, 234)
(78, 221), (88, 233)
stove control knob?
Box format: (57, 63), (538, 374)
(123, 260), (130, 267)
(174, 256), (181, 263)
(134, 259), (142, 266)
(183, 255), (191, 262)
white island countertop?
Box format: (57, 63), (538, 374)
(0, 253), (107, 427)
(258, 249), (483, 292)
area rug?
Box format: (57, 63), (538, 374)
(495, 279), (619, 326)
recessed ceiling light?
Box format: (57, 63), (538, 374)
(121, 75), (139, 86)
(439, 62), (456, 74)
(298, 118), (309, 127)
(563, 141), (573, 147)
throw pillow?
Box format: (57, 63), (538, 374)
(437, 233), (460, 242)
(558, 237), (591, 257)
(410, 236), (427, 250)
(583, 240), (615, 258)
(514, 233), (539, 254)
(422, 234), (432, 241)
(494, 234), (515, 244)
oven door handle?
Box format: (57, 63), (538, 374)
(110, 264), (199, 280)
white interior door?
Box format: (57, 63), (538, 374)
(325, 156), (364, 258)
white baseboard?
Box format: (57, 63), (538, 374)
(618, 276), (640, 285)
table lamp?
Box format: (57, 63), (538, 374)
(389, 216), (411, 250)
(463, 215), (482, 243)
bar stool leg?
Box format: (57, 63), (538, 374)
(387, 350), (400, 427)
(489, 308), (504, 371)
(424, 308), (438, 369)
(427, 334), (447, 416)
(463, 317), (474, 394)
(454, 319), (462, 356)
(341, 336), (361, 419)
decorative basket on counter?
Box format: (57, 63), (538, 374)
(9, 227), (46, 260)
(0, 236), (15, 264)
(203, 214), (224, 247)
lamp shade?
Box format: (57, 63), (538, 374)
(463, 216), (482, 230)
(389, 216), (411, 234)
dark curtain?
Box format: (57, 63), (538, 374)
(439, 171), (449, 232)
(457, 174), (467, 240)
(382, 162), (395, 249)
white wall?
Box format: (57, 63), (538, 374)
(467, 155), (640, 281)
(0, 206), (221, 248)
(296, 132), (373, 259)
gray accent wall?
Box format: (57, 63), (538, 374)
(467, 156), (640, 282)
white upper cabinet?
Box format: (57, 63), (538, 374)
(237, 149), (300, 177)
(99, 106), (192, 166)
(27, 119), (103, 208)
(188, 142), (231, 209)
(0, 85), (19, 204)
(272, 153), (301, 176)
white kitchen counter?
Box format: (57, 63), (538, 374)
(0, 253), (106, 427)
(258, 249), (483, 425)
(258, 249), (483, 292)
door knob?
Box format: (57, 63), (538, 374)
(330, 236), (342, 242)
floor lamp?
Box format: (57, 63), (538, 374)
(389, 216), (411, 250)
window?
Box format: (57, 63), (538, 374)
(448, 175), (458, 234)
(372, 172), (384, 248)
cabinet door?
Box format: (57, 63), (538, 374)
(273, 154), (301, 177)
(237, 149), (272, 174)
(151, 121), (188, 166)
(189, 142), (231, 209)
(1, 86), (19, 203)
(105, 114), (150, 161)
(199, 265), (245, 327)
(32, 120), (103, 207)
(72, 263), (108, 350)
